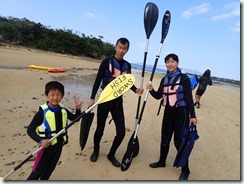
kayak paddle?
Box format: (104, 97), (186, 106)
(121, 10), (171, 171)
(131, 2), (159, 159)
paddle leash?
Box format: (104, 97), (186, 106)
(121, 10), (171, 172)
(2, 74), (135, 180)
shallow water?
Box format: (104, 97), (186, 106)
(50, 73), (97, 104)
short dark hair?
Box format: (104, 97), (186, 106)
(164, 53), (179, 63)
(45, 81), (64, 96)
(116, 37), (130, 49)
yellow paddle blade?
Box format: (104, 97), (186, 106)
(98, 74), (135, 104)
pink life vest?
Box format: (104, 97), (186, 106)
(162, 74), (186, 107)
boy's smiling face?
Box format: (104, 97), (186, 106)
(46, 89), (63, 108)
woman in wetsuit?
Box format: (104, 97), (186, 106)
(147, 53), (197, 180)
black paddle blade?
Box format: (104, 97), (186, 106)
(161, 10), (171, 43)
(127, 132), (139, 158)
(121, 140), (137, 171)
(79, 112), (94, 151)
(144, 2), (159, 39)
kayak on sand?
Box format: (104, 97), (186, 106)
(28, 65), (67, 73)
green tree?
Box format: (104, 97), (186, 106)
(0, 15), (115, 58)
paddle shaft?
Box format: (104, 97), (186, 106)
(134, 44), (163, 136)
(135, 39), (149, 120)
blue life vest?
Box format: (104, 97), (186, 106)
(190, 76), (198, 90)
(101, 57), (130, 89)
(162, 74), (186, 107)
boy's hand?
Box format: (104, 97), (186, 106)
(74, 96), (82, 109)
(39, 139), (51, 148)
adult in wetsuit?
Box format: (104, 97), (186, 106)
(194, 69), (212, 108)
(147, 53), (197, 180)
(87, 38), (143, 168)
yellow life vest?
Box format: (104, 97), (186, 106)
(37, 103), (68, 145)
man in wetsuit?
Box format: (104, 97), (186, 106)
(194, 69), (212, 108)
(88, 37), (143, 167)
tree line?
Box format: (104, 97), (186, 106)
(0, 16), (115, 59)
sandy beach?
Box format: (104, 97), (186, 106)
(0, 44), (240, 181)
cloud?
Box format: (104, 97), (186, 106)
(84, 12), (103, 20)
(182, 3), (211, 19)
(211, 2), (239, 21)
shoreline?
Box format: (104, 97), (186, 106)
(1, 42), (239, 86)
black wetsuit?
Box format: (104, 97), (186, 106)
(196, 75), (212, 96)
(90, 57), (137, 155)
(27, 104), (81, 180)
(149, 72), (196, 172)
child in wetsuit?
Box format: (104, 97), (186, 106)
(27, 81), (82, 180)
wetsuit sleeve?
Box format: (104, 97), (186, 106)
(27, 108), (44, 144)
(149, 78), (164, 100)
(66, 109), (81, 121)
(130, 85), (137, 92)
(181, 75), (196, 118)
(90, 59), (108, 99)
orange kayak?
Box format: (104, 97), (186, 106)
(48, 68), (67, 73)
